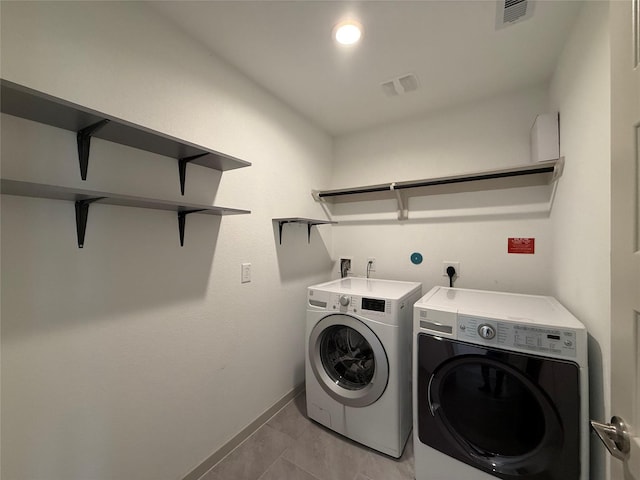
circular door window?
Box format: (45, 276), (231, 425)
(428, 355), (563, 476)
(309, 314), (389, 407)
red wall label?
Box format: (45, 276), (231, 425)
(508, 237), (535, 254)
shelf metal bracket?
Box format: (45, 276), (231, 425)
(75, 197), (105, 248)
(276, 219), (335, 244)
(178, 209), (206, 246)
(552, 157), (565, 182)
(391, 183), (408, 220)
(77, 119), (110, 180)
(278, 220), (285, 244)
(278, 220), (313, 244)
(178, 153), (209, 195)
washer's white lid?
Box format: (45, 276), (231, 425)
(417, 286), (585, 330)
(310, 277), (421, 300)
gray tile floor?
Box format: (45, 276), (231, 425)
(200, 392), (414, 480)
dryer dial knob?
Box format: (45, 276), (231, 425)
(478, 324), (496, 340)
(339, 295), (350, 306)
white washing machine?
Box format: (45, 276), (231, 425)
(413, 287), (589, 480)
(306, 277), (422, 458)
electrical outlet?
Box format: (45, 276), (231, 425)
(367, 257), (376, 272)
(241, 263), (251, 283)
(442, 261), (460, 277)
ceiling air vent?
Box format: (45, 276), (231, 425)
(495, 0), (534, 29)
(381, 74), (419, 97)
(381, 80), (399, 97)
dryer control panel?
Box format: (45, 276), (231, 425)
(457, 315), (577, 358)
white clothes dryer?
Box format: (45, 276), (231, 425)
(413, 287), (589, 480)
(306, 277), (422, 458)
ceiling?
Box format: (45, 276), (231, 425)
(150, 1), (583, 136)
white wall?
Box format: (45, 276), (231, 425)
(330, 86), (556, 295)
(0, 1), (613, 479)
(0, 2), (333, 480)
(549, 2), (611, 479)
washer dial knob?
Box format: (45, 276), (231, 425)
(339, 295), (350, 307)
(478, 324), (496, 340)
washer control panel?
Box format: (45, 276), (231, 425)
(328, 294), (392, 316)
(458, 315), (577, 358)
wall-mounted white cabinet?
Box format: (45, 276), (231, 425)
(530, 112), (560, 163)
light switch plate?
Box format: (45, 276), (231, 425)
(241, 263), (251, 283)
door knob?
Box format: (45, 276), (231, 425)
(590, 416), (630, 460)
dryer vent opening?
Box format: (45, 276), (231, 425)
(495, 0), (535, 29)
(340, 258), (352, 278)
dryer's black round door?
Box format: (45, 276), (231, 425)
(429, 355), (563, 476)
(309, 314), (389, 407)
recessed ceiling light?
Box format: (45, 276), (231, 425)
(333, 20), (363, 45)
